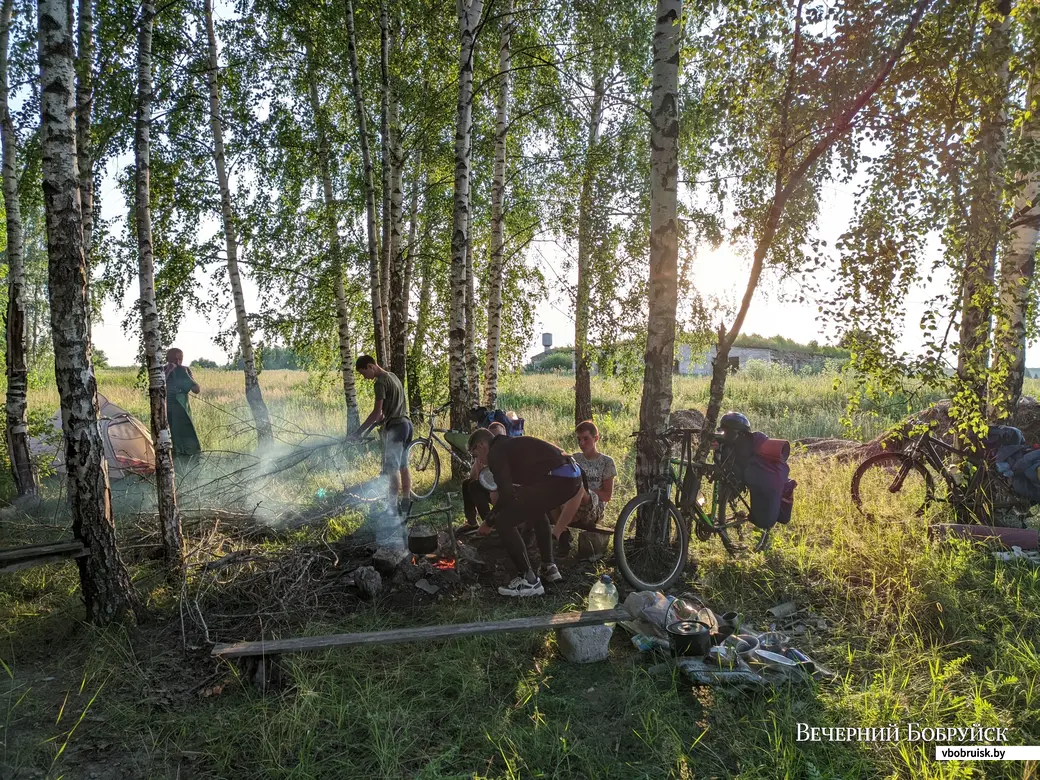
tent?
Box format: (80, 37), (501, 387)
(28, 394), (156, 480)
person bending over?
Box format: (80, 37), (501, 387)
(462, 421), (507, 526)
(353, 355), (411, 515)
(468, 428), (582, 596)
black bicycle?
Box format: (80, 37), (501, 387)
(405, 403), (473, 499)
(851, 428), (1029, 524)
(614, 427), (768, 591)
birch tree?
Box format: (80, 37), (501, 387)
(2, 0), (36, 495)
(345, 0), (387, 366)
(306, 41), (360, 430)
(136, 0), (182, 575)
(38, 0), (135, 623)
(202, 0), (273, 450)
(75, 0), (93, 271)
(464, 188), (480, 405)
(449, 0), (481, 450)
(991, 59), (1040, 418)
(574, 74), (606, 424)
(483, 0), (511, 408)
(635, 0), (681, 490)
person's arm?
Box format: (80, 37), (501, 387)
(355, 399), (384, 437)
(186, 367), (201, 394)
(596, 476), (614, 503)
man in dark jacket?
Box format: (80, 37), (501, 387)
(467, 428), (582, 596)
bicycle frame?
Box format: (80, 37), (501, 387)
(658, 429), (750, 533)
(414, 406), (472, 471)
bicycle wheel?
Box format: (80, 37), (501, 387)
(851, 452), (934, 521)
(406, 439), (440, 499)
(614, 491), (690, 591)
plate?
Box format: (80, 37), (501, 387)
(478, 467), (497, 491)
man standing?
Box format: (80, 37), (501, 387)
(467, 428), (582, 596)
(354, 355), (412, 514)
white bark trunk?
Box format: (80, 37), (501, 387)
(75, 0), (92, 270)
(39, 0), (136, 624)
(136, 0), (183, 575)
(957, 0), (1012, 420)
(635, 0), (681, 491)
(992, 63), (1040, 419)
(449, 0), (481, 452)
(1, 0), (37, 495)
(203, 0), (273, 449)
(484, 0), (511, 409)
(306, 44), (360, 430)
(394, 151), (421, 382)
(575, 75), (606, 425)
(465, 191), (480, 406)
(345, 0), (387, 366)
(386, 6), (406, 380)
(378, 0), (392, 365)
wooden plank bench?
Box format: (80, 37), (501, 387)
(0, 541), (88, 574)
(212, 607), (630, 659)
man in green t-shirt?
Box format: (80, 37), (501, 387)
(353, 355), (412, 514)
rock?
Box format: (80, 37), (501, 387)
(577, 530), (610, 561)
(353, 566), (382, 600)
(415, 578), (440, 595)
(556, 624), (613, 663)
(371, 546), (410, 575)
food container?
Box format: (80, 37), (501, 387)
(757, 631), (790, 653)
(708, 645), (739, 668)
(666, 620), (711, 657)
(407, 525), (438, 555)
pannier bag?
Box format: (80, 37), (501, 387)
(718, 428), (793, 530)
(478, 408), (524, 437)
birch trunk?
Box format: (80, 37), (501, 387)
(407, 183), (431, 420)
(378, 0), (392, 365)
(2, 0), (37, 495)
(408, 260), (433, 421)
(39, 0), (136, 624)
(465, 194), (480, 406)
(574, 75), (606, 425)
(136, 0), (183, 575)
(307, 45), (359, 430)
(394, 152), (421, 382)
(957, 0), (1012, 422)
(345, 0), (387, 366)
(991, 65), (1040, 420)
(484, 0), (511, 409)
(203, 0), (273, 450)
(449, 0), (481, 463)
(386, 20), (407, 380)
(635, 0), (681, 492)
(75, 0), (92, 269)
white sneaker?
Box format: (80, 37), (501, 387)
(540, 564), (563, 583)
(498, 576), (545, 597)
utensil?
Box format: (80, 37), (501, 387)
(666, 620), (711, 657)
(757, 631), (790, 653)
(407, 525), (438, 555)
(753, 648), (799, 667)
(708, 645), (739, 668)
(722, 633), (760, 661)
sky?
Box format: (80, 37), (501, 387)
(96, 175), (1040, 370)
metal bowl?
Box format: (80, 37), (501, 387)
(478, 467), (497, 491)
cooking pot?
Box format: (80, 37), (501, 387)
(666, 620), (711, 657)
(407, 525), (438, 555)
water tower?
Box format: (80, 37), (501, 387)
(542, 333), (553, 353)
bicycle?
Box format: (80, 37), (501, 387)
(614, 427), (770, 591)
(405, 403), (474, 499)
(850, 428), (1029, 524)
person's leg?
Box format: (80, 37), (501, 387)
(493, 501), (544, 596)
(519, 476), (582, 568)
(553, 486), (586, 539)
(398, 420), (413, 503)
(462, 479), (479, 524)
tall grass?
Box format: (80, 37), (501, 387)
(1, 371), (1037, 778)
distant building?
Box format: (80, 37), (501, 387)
(678, 344), (835, 375)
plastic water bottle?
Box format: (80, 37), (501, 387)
(588, 575), (619, 626)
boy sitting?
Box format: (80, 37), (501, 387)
(554, 420), (616, 554)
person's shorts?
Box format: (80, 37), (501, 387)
(572, 491), (605, 530)
(381, 418), (413, 473)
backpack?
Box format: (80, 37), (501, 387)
(718, 430), (793, 530)
(472, 406), (525, 437)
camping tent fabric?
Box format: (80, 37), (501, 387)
(28, 394), (156, 480)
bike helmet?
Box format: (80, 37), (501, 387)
(718, 411), (751, 434)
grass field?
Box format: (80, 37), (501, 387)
(1, 368), (1038, 778)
